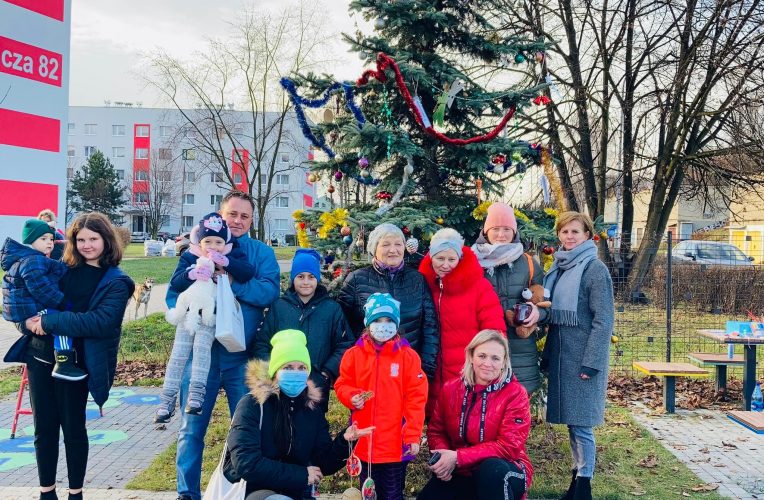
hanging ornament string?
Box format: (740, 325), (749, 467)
(375, 156), (414, 216)
(357, 52), (518, 146)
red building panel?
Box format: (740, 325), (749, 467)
(132, 124), (150, 199)
(0, 108), (59, 152)
(231, 149), (249, 191)
(0, 179), (58, 216)
(3, 0), (65, 21)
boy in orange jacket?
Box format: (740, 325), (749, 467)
(335, 293), (428, 500)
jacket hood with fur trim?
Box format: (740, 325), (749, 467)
(245, 359), (322, 409)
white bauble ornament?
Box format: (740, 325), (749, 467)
(374, 17), (386, 29)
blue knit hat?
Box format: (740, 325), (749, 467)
(364, 293), (401, 327)
(291, 248), (321, 283)
(197, 213), (230, 243)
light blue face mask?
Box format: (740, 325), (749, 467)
(277, 369), (309, 397)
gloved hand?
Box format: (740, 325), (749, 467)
(207, 250), (229, 268)
(188, 265), (212, 282)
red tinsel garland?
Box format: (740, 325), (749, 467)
(357, 53), (517, 146)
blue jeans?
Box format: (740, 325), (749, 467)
(176, 346), (248, 499)
(568, 425), (596, 478)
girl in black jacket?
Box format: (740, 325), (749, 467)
(225, 331), (372, 499)
(15, 212), (134, 500)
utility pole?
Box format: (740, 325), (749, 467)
(179, 148), (194, 234)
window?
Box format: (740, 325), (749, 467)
(136, 125), (150, 137)
(280, 153), (290, 163)
(84, 124), (97, 135)
(67, 167), (74, 178)
(135, 148), (149, 159)
(135, 192), (148, 203)
(112, 125), (125, 136)
(159, 192), (170, 203)
(233, 125), (244, 135)
(160, 126), (172, 137)
(112, 147), (125, 158)
(158, 170), (172, 182)
(159, 148), (172, 160)
(68, 123), (75, 135)
(275, 219), (288, 230)
(259, 174), (266, 185)
(135, 170), (148, 181)
(67, 146), (75, 157)
(211, 194), (223, 208)
(116, 169), (125, 180)
(275, 196), (289, 208)
(84, 146), (96, 157)
(276, 174), (289, 185)
(160, 215), (171, 227)
(233, 173), (242, 184)
(185, 171), (195, 183)
(182, 216), (194, 228)
(210, 172), (225, 182)
(184, 194), (195, 205)
(679, 222), (694, 241)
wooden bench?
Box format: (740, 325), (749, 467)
(633, 361), (709, 413)
(728, 411), (764, 434)
(687, 352), (744, 392)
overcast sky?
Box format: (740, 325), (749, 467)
(69, 0), (367, 106)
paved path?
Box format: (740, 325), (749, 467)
(631, 403), (764, 499)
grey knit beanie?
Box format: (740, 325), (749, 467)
(367, 223), (405, 256)
(429, 228), (464, 258)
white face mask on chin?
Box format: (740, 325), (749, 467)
(369, 322), (398, 342)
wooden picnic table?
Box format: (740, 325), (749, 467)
(696, 329), (764, 410)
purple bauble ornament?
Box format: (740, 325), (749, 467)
(334, 171), (344, 181)
(358, 157), (369, 169)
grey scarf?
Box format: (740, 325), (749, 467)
(543, 239), (598, 326)
(471, 240), (525, 275)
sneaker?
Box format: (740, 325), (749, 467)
(154, 407), (174, 423)
(185, 400), (203, 415)
(51, 350), (88, 381)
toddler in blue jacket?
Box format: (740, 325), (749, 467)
(1, 219), (84, 380)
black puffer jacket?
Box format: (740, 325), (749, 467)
(254, 285), (353, 395)
(224, 360), (348, 499)
(337, 264), (439, 378)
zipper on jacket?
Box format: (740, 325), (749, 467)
(371, 349), (381, 464)
(437, 279), (444, 382)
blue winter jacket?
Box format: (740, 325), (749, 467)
(5, 266), (135, 407)
(1, 237), (67, 322)
(166, 233), (280, 369)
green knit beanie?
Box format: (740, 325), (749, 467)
(268, 329), (311, 378)
(22, 219), (54, 245)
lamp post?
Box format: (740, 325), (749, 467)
(179, 148), (195, 234)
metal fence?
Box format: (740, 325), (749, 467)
(605, 231), (764, 377)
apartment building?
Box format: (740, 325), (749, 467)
(67, 105), (315, 241)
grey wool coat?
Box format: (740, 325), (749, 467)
(543, 258), (614, 427)
(481, 254), (549, 394)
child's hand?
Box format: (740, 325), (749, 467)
(189, 265), (212, 282)
(404, 443), (420, 457)
(207, 250), (229, 268)
(306, 465), (323, 485)
(350, 394), (366, 409)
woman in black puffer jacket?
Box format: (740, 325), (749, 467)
(337, 223), (439, 379)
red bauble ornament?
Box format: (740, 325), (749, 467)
(340, 225), (352, 236)
(593, 234), (600, 242)
(402, 226), (411, 236)
(327, 185), (335, 194)
(542, 245), (555, 255)
(298, 222), (306, 230)
(491, 154), (507, 165)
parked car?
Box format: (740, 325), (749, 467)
(672, 240), (755, 266)
(175, 232), (191, 256)
(157, 231), (172, 241)
(130, 231), (148, 243)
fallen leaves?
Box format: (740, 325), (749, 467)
(638, 454), (659, 468)
(691, 483), (719, 492)
(608, 374), (743, 411)
(115, 360), (165, 386)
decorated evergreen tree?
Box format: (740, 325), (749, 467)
(284, 0), (558, 256)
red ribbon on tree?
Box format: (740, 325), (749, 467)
(357, 53), (518, 146)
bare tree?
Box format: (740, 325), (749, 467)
(142, 1), (332, 240)
(125, 149), (186, 239)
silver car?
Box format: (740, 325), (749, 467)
(672, 240), (754, 266)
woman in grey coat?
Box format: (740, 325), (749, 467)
(472, 202), (548, 394)
(542, 211), (614, 500)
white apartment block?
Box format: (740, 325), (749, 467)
(67, 105), (315, 242)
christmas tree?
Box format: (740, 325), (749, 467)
(284, 0), (555, 257)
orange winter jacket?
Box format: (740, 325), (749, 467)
(335, 334), (428, 464)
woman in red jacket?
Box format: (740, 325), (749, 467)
(418, 329), (533, 500)
(418, 228), (505, 414)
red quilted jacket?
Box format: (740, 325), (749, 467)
(419, 246), (506, 412)
(427, 375), (534, 496)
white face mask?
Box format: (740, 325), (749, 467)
(369, 322), (398, 342)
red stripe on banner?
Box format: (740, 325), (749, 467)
(0, 108), (60, 152)
(0, 179), (58, 216)
(2, 0), (64, 21)
(0, 37), (64, 87)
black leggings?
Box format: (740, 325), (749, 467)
(25, 353), (89, 489)
(360, 461), (408, 500)
(417, 458), (527, 500)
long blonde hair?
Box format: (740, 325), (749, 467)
(461, 330), (511, 386)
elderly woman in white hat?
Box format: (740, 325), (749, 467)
(338, 223), (439, 379)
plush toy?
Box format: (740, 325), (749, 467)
(506, 284), (552, 339)
(165, 256), (217, 331)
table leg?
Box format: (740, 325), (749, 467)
(743, 345), (757, 411)
(663, 376), (676, 414)
(716, 365), (727, 392)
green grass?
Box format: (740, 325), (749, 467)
(0, 366), (23, 399)
(119, 313), (176, 364)
(273, 246), (297, 260)
(120, 257), (178, 284)
(124, 243), (148, 258)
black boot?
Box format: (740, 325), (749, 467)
(52, 350), (88, 381)
(573, 476), (592, 500)
(560, 469), (577, 500)
(39, 490), (58, 500)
